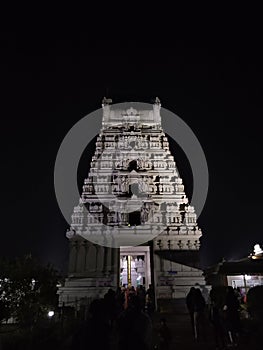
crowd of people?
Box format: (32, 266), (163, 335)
(71, 284), (156, 350)
(70, 283), (255, 349)
(186, 285), (244, 348)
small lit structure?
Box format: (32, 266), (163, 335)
(251, 243), (263, 259)
(204, 244), (263, 294)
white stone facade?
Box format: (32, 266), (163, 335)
(58, 98), (206, 306)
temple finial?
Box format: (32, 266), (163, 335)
(102, 97), (112, 107)
(155, 96), (161, 105)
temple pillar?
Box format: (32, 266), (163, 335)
(76, 240), (86, 273)
(104, 247), (112, 273)
(86, 243), (96, 273)
(68, 240), (78, 274)
(96, 245), (104, 273)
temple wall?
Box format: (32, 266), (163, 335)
(58, 100), (207, 308)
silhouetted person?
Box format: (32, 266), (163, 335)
(186, 287), (196, 337)
(157, 318), (172, 350)
(223, 286), (240, 346)
(104, 288), (116, 328)
(137, 285), (146, 310)
(117, 294), (152, 350)
(209, 287), (226, 349)
(146, 284), (155, 317)
(194, 288), (206, 341)
(115, 286), (125, 316)
(71, 298), (111, 349)
(186, 287), (206, 341)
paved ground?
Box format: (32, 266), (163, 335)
(150, 299), (261, 350)
(1, 299), (259, 349)
(152, 299), (216, 349)
(109, 299), (218, 349)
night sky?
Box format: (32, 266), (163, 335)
(1, 21), (263, 273)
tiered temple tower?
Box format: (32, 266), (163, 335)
(58, 98), (206, 307)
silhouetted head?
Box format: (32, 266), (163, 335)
(89, 299), (102, 316)
(128, 294), (142, 312)
(195, 288), (202, 297)
(107, 288), (115, 296)
(227, 286), (234, 294)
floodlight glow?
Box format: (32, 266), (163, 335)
(48, 310), (54, 318)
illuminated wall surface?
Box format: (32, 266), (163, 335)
(227, 275), (263, 290)
(58, 100), (207, 306)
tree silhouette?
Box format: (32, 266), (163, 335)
(0, 255), (60, 327)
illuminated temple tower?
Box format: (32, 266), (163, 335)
(58, 98), (206, 307)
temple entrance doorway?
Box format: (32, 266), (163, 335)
(120, 246), (151, 289)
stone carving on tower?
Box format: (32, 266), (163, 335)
(58, 98), (205, 306)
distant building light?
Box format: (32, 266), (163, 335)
(245, 274), (251, 280)
(31, 279), (36, 290)
(48, 311), (54, 318)
(254, 244), (263, 256)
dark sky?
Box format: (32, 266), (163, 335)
(1, 20), (263, 272)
